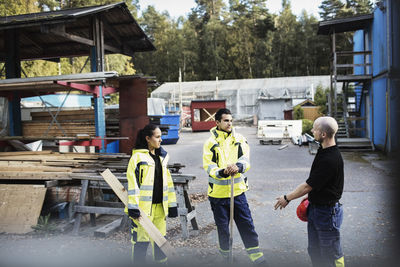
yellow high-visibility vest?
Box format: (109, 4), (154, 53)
(203, 127), (250, 198)
(125, 147), (177, 216)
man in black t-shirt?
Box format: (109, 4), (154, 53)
(274, 116), (344, 267)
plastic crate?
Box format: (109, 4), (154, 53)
(160, 115), (180, 130)
(162, 129), (179, 144)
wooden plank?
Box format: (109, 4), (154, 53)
(0, 151), (53, 157)
(100, 169), (176, 259)
(74, 205), (124, 215)
(0, 171), (72, 178)
(0, 166), (72, 172)
(0, 184), (46, 234)
(94, 218), (123, 238)
(186, 210), (196, 222)
(45, 180), (59, 187)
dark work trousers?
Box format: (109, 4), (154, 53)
(209, 193), (260, 252)
(307, 202), (344, 267)
(132, 241), (166, 264)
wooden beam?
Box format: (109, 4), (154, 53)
(43, 24), (94, 46)
(104, 44), (122, 54)
(100, 169), (176, 259)
(94, 218), (123, 237)
(54, 31), (94, 46)
(74, 205), (125, 215)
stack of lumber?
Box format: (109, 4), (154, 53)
(23, 110), (96, 137)
(22, 109), (120, 137)
(0, 151), (130, 181)
(105, 108), (120, 137)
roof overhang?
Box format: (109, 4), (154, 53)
(0, 2), (155, 61)
(317, 13), (374, 35)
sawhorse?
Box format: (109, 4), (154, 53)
(72, 174), (199, 239)
(172, 174), (199, 239)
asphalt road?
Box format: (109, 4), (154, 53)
(0, 126), (398, 267)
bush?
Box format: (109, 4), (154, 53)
(293, 106), (304, 120)
(302, 119), (313, 135)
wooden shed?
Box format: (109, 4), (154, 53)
(293, 99), (321, 121)
(190, 100), (225, 132)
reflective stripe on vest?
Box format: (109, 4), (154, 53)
(207, 164), (218, 174)
(140, 185), (153, 191)
(169, 202), (177, 207)
(140, 196), (152, 202)
(208, 176), (244, 185)
(128, 203), (139, 209)
(128, 189), (140, 196)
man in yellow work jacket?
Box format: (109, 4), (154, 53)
(203, 108), (266, 264)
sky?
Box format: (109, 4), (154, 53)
(138, 0), (324, 19)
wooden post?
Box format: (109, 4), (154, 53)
(88, 187), (96, 226)
(5, 29), (22, 136)
(91, 16), (106, 152)
(72, 179), (89, 235)
(183, 187), (199, 231)
(175, 185), (189, 239)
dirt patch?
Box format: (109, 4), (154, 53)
(168, 222), (216, 249)
(190, 193), (208, 204)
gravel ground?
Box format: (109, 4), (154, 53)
(1, 126), (399, 267)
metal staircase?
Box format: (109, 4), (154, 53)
(317, 14), (375, 152)
(332, 55), (374, 151)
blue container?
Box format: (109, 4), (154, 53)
(160, 115), (180, 130)
(106, 140), (119, 153)
(162, 129), (179, 144)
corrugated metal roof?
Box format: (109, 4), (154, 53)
(0, 2), (155, 61)
(318, 13), (373, 35)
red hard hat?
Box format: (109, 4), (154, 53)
(297, 198), (309, 222)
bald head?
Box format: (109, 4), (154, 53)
(314, 116), (338, 139)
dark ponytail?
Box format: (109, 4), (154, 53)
(135, 124), (159, 150)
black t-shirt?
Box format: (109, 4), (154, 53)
(306, 145), (344, 205)
(149, 152), (163, 204)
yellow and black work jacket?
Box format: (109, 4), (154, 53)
(125, 147), (177, 216)
(203, 127), (250, 198)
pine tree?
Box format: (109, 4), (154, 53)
(319, 0), (345, 20)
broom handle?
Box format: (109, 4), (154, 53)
(229, 175), (234, 263)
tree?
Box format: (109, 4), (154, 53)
(294, 105), (304, 120)
(271, 0), (301, 77)
(319, 0), (345, 20)
(297, 11), (330, 76)
(0, 0), (39, 16)
(188, 0), (228, 80)
(314, 85), (329, 115)
(133, 6), (186, 82)
(227, 0), (274, 78)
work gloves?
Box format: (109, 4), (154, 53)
(129, 206), (178, 221)
(168, 207), (178, 218)
(128, 208), (140, 219)
(129, 208), (140, 228)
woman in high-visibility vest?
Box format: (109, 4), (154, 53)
(125, 124), (177, 264)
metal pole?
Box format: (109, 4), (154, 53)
(333, 29), (337, 118)
(229, 175), (234, 263)
(179, 68), (183, 126)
